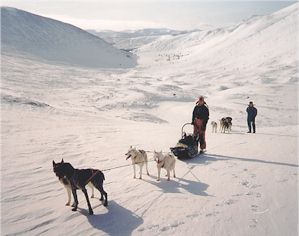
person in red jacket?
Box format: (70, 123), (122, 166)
(192, 96), (209, 153)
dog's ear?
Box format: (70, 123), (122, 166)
(61, 158), (64, 163)
(52, 160), (56, 166)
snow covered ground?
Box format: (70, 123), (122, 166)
(1, 3), (298, 236)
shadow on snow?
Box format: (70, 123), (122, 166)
(78, 200), (143, 236)
(184, 153), (298, 168)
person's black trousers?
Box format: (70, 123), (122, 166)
(247, 118), (256, 133)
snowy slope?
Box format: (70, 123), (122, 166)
(1, 7), (136, 68)
(88, 28), (193, 51)
(1, 54), (297, 236)
(138, 3), (298, 73)
(1, 3), (298, 236)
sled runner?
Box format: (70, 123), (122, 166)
(170, 123), (199, 159)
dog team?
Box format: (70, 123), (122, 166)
(52, 98), (257, 215)
(53, 146), (176, 215)
(211, 117), (233, 133)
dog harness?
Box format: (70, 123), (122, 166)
(70, 169), (99, 189)
(157, 159), (165, 168)
(85, 170), (99, 185)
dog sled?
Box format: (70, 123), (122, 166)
(170, 123), (199, 159)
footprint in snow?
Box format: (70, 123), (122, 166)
(250, 174), (256, 178)
(205, 211), (220, 217)
(216, 199), (237, 207)
(159, 222), (185, 232)
(232, 174), (238, 178)
(249, 219), (258, 228)
(277, 178), (288, 183)
(245, 191), (254, 196)
(186, 213), (199, 219)
(160, 226), (171, 232)
(170, 221), (185, 228)
(250, 184), (262, 189)
(232, 193), (243, 197)
(251, 205), (259, 212)
(147, 224), (159, 230)
(240, 180), (250, 187)
(225, 199), (237, 205)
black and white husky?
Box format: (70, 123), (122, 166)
(53, 160), (95, 206)
(52, 159), (108, 215)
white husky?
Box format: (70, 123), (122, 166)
(125, 147), (149, 179)
(154, 151), (176, 181)
(211, 121), (217, 133)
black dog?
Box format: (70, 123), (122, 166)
(53, 159), (108, 215)
(220, 117), (233, 133)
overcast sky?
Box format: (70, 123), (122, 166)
(1, 1), (296, 31)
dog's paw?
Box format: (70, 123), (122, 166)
(157, 179), (160, 181)
(91, 195), (94, 198)
(89, 210), (94, 215)
(103, 201), (108, 207)
(72, 208), (77, 212)
(71, 203), (76, 207)
(65, 202), (70, 206)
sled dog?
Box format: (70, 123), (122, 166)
(52, 159), (108, 215)
(220, 117), (232, 133)
(226, 117), (232, 132)
(125, 146), (149, 179)
(154, 151), (176, 181)
(211, 121), (217, 133)
(53, 160), (95, 206)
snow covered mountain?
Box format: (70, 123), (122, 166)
(88, 28), (194, 50)
(137, 3), (298, 75)
(1, 7), (136, 68)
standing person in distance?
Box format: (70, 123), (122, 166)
(192, 96), (209, 154)
(246, 101), (257, 133)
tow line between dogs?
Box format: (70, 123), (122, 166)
(101, 159), (156, 172)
